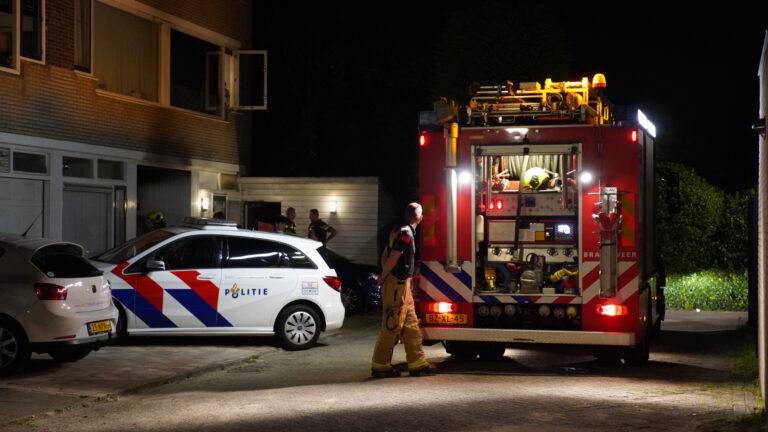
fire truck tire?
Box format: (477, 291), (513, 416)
(478, 342), (507, 360)
(593, 338), (650, 365)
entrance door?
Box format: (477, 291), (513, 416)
(63, 187), (110, 256)
(0, 178), (43, 236)
(244, 201), (281, 230)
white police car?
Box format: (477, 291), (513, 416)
(90, 218), (345, 350)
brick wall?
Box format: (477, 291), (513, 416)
(0, 0), (253, 167)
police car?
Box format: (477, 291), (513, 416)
(90, 218), (345, 350)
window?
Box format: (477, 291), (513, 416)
(13, 151), (47, 174)
(94, 2), (158, 101)
(226, 237), (283, 268)
(277, 243), (316, 269)
(153, 235), (221, 270)
(97, 159), (123, 180)
(234, 50), (267, 110)
(20, 0), (41, 60)
(63, 156), (93, 178)
(0, 0), (16, 70)
(31, 244), (102, 278)
(171, 29), (221, 115)
(74, 0), (91, 72)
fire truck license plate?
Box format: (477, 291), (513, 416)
(88, 320), (112, 335)
(425, 313), (467, 325)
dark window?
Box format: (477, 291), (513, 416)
(277, 242), (316, 269)
(13, 151), (47, 174)
(226, 237), (281, 268)
(74, 0), (90, 72)
(152, 235), (221, 270)
(170, 29), (220, 116)
(20, 0), (42, 60)
(31, 244), (102, 278)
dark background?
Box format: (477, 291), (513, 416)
(252, 2), (768, 205)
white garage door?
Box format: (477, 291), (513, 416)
(63, 187), (110, 257)
(0, 178), (44, 237)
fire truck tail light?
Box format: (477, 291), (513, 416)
(496, 200), (503, 210)
(419, 134), (426, 146)
(427, 302), (458, 313)
(631, 130), (638, 142)
(489, 201), (495, 210)
(596, 304), (628, 317)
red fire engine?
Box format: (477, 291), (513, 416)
(417, 74), (664, 363)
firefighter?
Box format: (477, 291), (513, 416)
(371, 202), (438, 378)
(284, 207), (297, 235)
(147, 210), (167, 230)
(307, 209), (337, 244)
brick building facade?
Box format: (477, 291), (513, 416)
(0, 0), (261, 254)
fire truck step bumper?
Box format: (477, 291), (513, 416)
(422, 328), (635, 346)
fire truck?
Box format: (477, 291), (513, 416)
(416, 74), (664, 363)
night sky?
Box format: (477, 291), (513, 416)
(252, 2), (768, 203)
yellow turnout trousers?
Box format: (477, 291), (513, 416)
(371, 275), (428, 371)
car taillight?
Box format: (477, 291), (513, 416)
(426, 302), (458, 313)
(323, 276), (341, 292)
(596, 304), (627, 317)
(35, 283), (68, 300)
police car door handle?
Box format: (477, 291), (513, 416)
(197, 275), (216, 280)
(269, 274), (286, 279)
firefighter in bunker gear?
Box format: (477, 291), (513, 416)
(371, 203), (438, 378)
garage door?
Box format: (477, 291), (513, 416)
(63, 187), (110, 257)
(0, 178), (44, 237)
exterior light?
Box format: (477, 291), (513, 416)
(592, 73), (606, 88)
(579, 171), (593, 184)
(329, 200), (337, 213)
(200, 196), (209, 212)
(458, 170), (472, 185)
(637, 109), (656, 138)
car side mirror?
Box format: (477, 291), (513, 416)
(146, 259), (166, 271)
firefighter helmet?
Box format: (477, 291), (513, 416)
(523, 167), (551, 190)
(148, 210), (164, 224)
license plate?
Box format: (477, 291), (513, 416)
(425, 313), (467, 325)
(88, 320), (112, 335)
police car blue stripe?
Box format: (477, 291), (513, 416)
(479, 295), (501, 303)
(166, 289), (233, 327)
(132, 291), (178, 328)
(419, 264), (466, 304)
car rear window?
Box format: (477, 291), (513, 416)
(315, 246), (335, 270)
(31, 244), (103, 278)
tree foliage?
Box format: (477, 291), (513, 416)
(657, 161), (753, 274)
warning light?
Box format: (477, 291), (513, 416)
(427, 302), (458, 313)
(419, 134), (426, 146)
(596, 304), (628, 317)
(592, 73), (607, 88)
(496, 200), (503, 210)
(631, 130), (638, 142)
(489, 201), (495, 210)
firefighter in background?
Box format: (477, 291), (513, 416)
(371, 202), (438, 378)
(307, 209), (337, 244)
(284, 207), (297, 235)
(147, 210), (167, 230)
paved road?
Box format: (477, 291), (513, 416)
(0, 310), (758, 431)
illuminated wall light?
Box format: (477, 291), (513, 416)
(200, 196), (209, 212)
(329, 200), (337, 213)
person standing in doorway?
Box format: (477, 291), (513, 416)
(284, 207), (297, 235)
(307, 209), (337, 245)
(371, 202), (437, 378)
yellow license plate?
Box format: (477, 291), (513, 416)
(425, 313), (467, 325)
(88, 320), (112, 335)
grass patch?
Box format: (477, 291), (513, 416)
(664, 270), (748, 311)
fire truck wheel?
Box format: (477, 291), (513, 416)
(444, 341), (479, 360)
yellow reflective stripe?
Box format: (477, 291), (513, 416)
(407, 358), (429, 371)
(371, 361), (392, 371)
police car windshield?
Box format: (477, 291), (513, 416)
(91, 230), (175, 263)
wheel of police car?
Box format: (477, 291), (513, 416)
(276, 305), (321, 351)
(0, 318), (31, 376)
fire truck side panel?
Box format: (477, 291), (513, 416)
(419, 131), (447, 262)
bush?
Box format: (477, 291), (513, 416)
(664, 270), (748, 311)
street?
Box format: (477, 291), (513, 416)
(0, 310), (758, 432)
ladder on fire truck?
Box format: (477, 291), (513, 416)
(464, 74), (612, 126)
